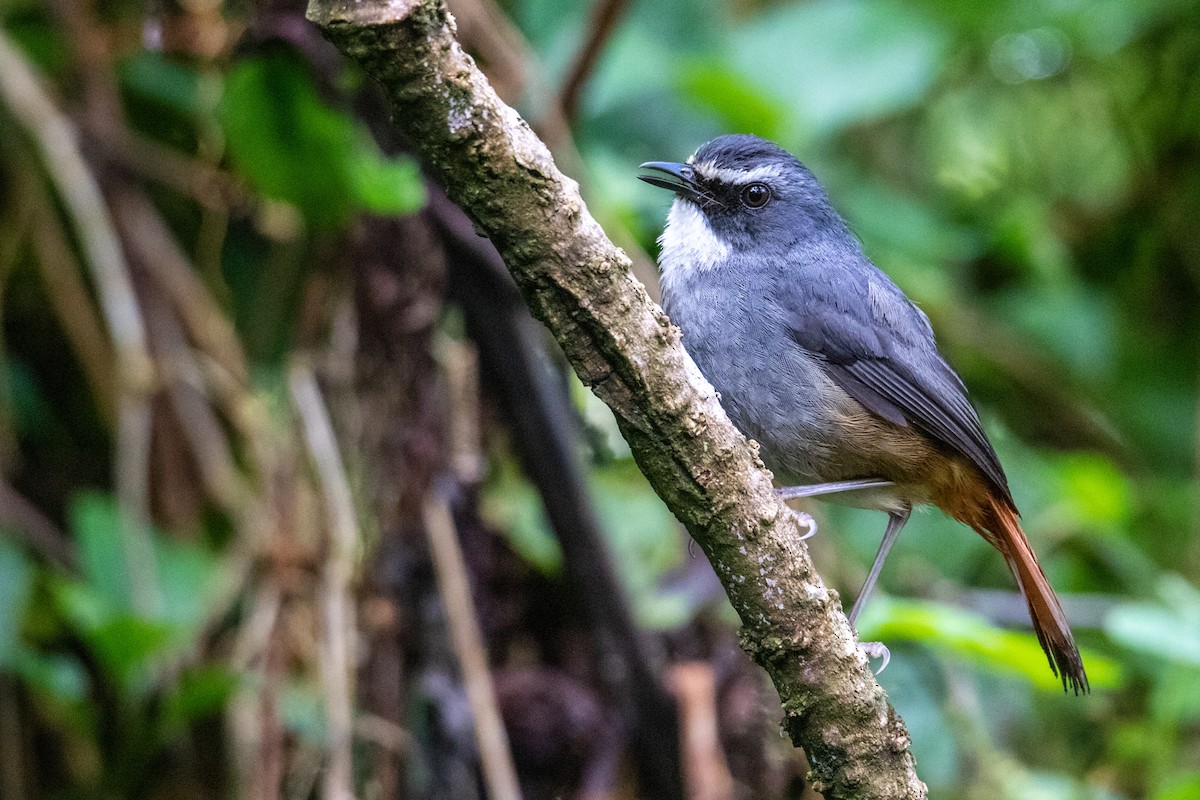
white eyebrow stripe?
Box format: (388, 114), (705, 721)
(689, 161), (787, 185)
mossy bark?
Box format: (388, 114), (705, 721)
(306, 1), (927, 796)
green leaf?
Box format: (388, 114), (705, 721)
(873, 654), (958, 788)
(349, 155), (426, 216)
(2, 8), (70, 78)
(674, 61), (787, 142)
(1150, 664), (1200, 724)
(1105, 575), (1200, 666)
(577, 22), (693, 116)
(993, 285), (1118, 378)
(730, 0), (950, 139)
(155, 535), (220, 636)
(120, 51), (210, 118)
(859, 597), (1123, 690)
(482, 461), (563, 576)
(50, 578), (110, 632)
(220, 51), (425, 229)
(70, 492), (136, 613)
(837, 178), (981, 267)
(164, 665), (238, 730)
(15, 652), (87, 702)
(0, 540), (33, 667)
(59, 492), (222, 679)
(86, 615), (175, 691)
(590, 460), (685, 628)
(1012, 769), (1126, 800)
(1154, 773), (1200, 800)
(1052, 452), (1132, 528)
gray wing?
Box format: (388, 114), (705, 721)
(782, 262), (1012, 504)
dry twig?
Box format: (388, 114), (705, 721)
(0, 482), (76, 571)
(670, 663), (734, 800)
(21, 166), (118, 425)
(290, 363), (359, 800)
(558, 0), (630, 123)
(422, 494), (523, 800)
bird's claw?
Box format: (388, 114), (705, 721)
(790, 509), (817, 540)
(859, 641), (891, 673)
(773, 487), (818, 539)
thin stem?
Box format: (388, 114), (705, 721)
(422, 493), (523, 800)
(0, 30), (159, 614)
(289, 363), (358, 800)
(558, 0), (629, 123)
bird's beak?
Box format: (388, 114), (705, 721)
(638, 161), (708, 205)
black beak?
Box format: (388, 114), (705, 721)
(638, 161), (709, 205)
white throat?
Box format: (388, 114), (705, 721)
(658, 199), (729, 295)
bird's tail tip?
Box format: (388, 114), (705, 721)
(987, 500), (1090, 695)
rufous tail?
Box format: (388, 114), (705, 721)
(978, 497), (1089, 694)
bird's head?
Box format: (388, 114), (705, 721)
(639, 134), (845, 264)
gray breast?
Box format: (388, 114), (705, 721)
(663, 270), (849, 484)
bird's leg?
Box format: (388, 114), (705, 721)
(848, 508), (910, 624)
(774, 479), (893, 542)
(775, 478), (893, 501)
(849, 507), (911, 673)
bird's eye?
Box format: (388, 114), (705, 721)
(741, 183), (771, 209)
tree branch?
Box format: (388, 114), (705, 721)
(431, 185), (685, 799)
(305, 1), (926, 797)
(557, 0), (629, 124)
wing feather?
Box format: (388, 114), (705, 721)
(783, 262), (1012, 503)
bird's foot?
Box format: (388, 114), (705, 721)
(772, 489), (819, 539)
(859, 641), (891, 673)
(788, 509), (817, 540)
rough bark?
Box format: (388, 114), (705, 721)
(305, 1), (926, 797)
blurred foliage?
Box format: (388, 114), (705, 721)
(1, 0), (1199, 798)
(221, 50), (425, 229)
(505, 0), (1200, 795)
(0, 496), (233, 794)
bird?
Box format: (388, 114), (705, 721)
(639, 134), (1088, 694)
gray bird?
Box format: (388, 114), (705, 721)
(640, 134), (1087, 694)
